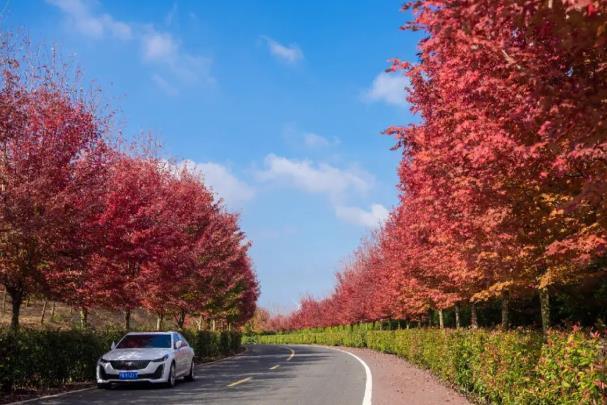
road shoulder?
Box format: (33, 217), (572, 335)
(337, 347), (472, 405)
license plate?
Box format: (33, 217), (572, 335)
(118, 371), (138, 380)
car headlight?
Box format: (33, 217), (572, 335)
(99, 358), (109, 364)
(151, 354), (169, 362)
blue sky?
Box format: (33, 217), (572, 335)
(2, 0), (421, 312)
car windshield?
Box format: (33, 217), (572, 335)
(116, 334), (171, 349)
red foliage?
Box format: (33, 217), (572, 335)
(266, 0), (607, 331)
(0, 42), (258, 329)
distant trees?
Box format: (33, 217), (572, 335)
(0, 38), (258, 330)
(268, 0), (607, 332)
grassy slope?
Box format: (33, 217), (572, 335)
(0, 291), (178, 330)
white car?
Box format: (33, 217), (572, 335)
(96, 331), (195, 388)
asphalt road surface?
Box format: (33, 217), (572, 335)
(27, 344), (369, 405)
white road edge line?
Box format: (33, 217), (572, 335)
(285, 346), (295, 361)
(327, 347), (372, 405)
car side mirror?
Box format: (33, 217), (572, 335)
(175, 340), (184, 349)
(111, 341), (116, 350)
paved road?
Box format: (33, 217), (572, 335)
(28, 345), (368, 405)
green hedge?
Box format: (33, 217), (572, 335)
(0, 329), (241, 393)
(182, 330), (241, 360)
(255, 327), (606, 404)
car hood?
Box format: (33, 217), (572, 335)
(102, 348), (172, 361)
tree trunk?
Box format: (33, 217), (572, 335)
(428, 309), (433, 327)
(197, 314), (203, 331)
(211, 319), (216, 332)
(470, 302), (478, 329)
(501, 290), (510, 330)
(176, 310), (186, 329)
(10, 290), (23, 330)
(124, 309), (131, 331)
(50, 302), (56, 322)
(40, 300), (48, 325)
(438, 309), (444, 329)
(1, 289), (6, 313)
(80, 307), (88, 329)
(455, 304), (461, 329)
(406, 321), (410, 329)
(540, 288), (550, 333)
(156, 314), (164, 331)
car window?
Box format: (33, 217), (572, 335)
(116, 334), (171, 349)
(178, 333), (189, 347)
(172, 332), (181, 348)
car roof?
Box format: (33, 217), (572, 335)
(125, 331), (176, 335)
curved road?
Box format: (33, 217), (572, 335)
(27, 345), (369, 405)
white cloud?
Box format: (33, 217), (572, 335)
(256, 154), (371, 201)
(363, 71), (408, 106)
(47, 0), (132, 40)
(177, 160), (255, 209)
(151, 74), (178, 96)
(142, 31), (177, 61)
(141, 28), (213, 84)
(48, 0), (213, 87)
(302, 132), (340, 149)
(139, 28), (212, 84)
(255, 154), (388, 228)
(335, 204), (389, 228)
(261, 36), (303, 64)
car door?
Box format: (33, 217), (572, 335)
(178, 333), (194, 368)
(172, 333), (186, 375)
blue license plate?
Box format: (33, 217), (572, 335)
(118, 371), (138, 380)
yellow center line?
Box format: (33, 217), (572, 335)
(226, 376), (252, 387)
(270, 364), (280, 370)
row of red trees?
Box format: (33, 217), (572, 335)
(0, 40), (258, 330)
(267, 0), (607, 332)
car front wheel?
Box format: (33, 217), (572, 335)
(165, 362), (176, 388)
(184, 360), (195, 382)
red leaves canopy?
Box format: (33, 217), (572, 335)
(267, 0), (607, 331)
(0, 43), (258, 329)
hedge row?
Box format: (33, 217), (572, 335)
(253, 327), (606, 404)
(0, 329), (241, 393)
(183, 330), (241, 360)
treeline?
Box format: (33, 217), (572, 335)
(266, 1), (607, 331)
(0, 37), (258, 331)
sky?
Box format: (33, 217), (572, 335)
(1, 0), (421, 312)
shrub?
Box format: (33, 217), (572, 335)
(256, 327), (606, 404)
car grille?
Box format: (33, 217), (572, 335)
(99, 364), (163, 380)
(110, 360), (150, 370)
